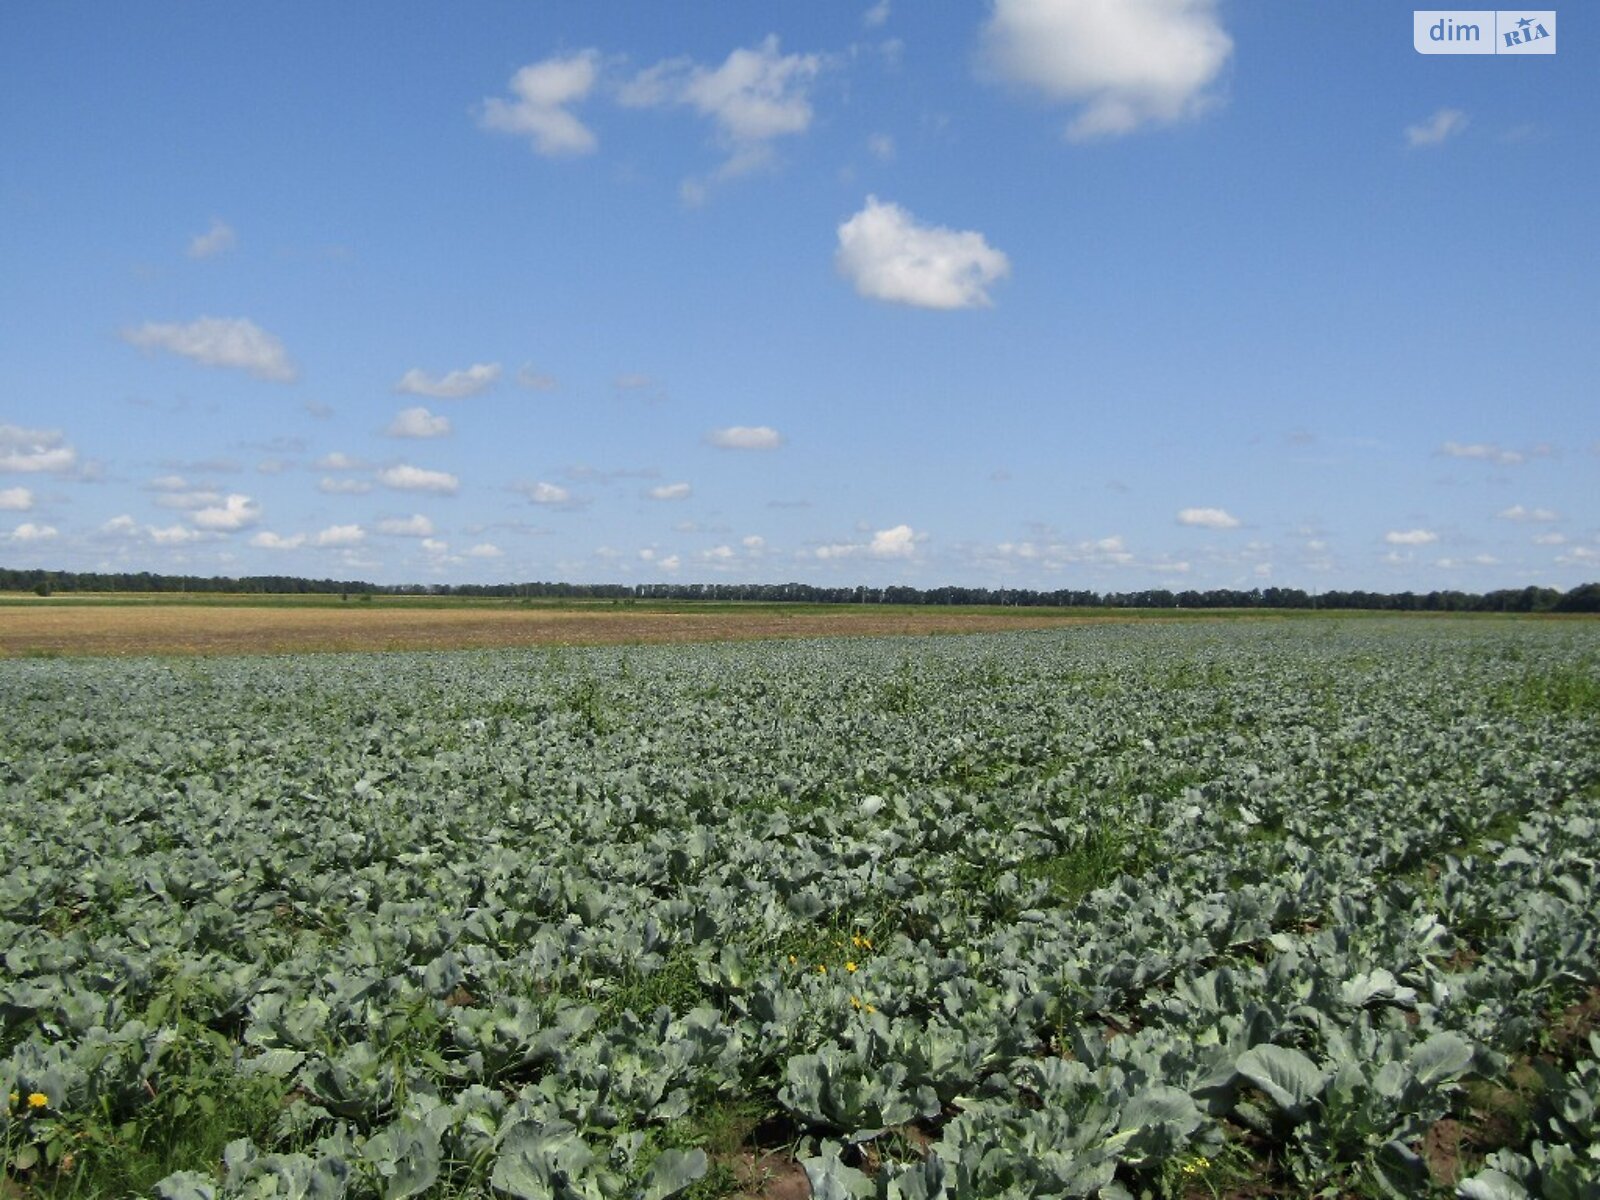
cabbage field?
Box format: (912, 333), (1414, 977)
(2, 620), (1598, 1199)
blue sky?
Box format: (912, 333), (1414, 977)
(2, 2), (1594, 590)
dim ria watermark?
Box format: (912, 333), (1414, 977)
(1415, 10), (1556, 53)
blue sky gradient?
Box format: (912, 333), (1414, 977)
(2, 2), (1595, 589)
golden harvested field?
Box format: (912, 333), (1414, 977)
(0, 598), (1136, 658)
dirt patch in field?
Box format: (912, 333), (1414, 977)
(0, 603), (1133, 658)
(1422, 1117), (1466, 1187)
(726, 1151), (810, 1200)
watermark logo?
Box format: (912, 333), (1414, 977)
(1415, 10), (1556, 54)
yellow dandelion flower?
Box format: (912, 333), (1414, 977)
(850, 996), (862, 1009)
(27, 1092), (48, 1109)
(865, 1004), (877, 1013)
(7, 1091), (17, 1106)
(787, 955), (797, 965)
(863, 938), (872, 949)
(845, 961), (858, 973)
(817, 964), (827, 975)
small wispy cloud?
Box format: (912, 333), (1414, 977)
(1176, 507), (1240, 529)
(251, 531), (304, 551)
(387, 406), (451, 438)
(706, 425), (783, 450)
(480, 51), (601, 156)
(619, 35), (823, 198)
(377, 464), (460, 494)
(1406, 107), (1468, 148)
(1385, 528), (1438, 546)
(377, 514), (435, 537)
(395, 363), (501, 399)
(647, 482), (692, 501)
(522, 481), (573, 506)
(1497, 504), (1559, 523)
(312, 524), (365, 547)
(319, 477), (373, 496)
(123, 316), (297, 382)
(1440, 441), (1526, 465)
(187, 218), (237, 259)
(516, 364), (558, 391)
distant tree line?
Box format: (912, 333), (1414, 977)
(3, 568), (1597, 613)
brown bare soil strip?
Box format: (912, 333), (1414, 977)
(0, 603), (1132, 658)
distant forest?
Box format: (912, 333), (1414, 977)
(3, 568), (1598, 613)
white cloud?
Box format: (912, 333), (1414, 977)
(815, 523), (923, 560)
(251, 531), (306, 550)
(466, 542), (504, 559)
(863, 1), (891, 28)
(867, 132), (895, 161)
(658, 554), (682, 571)
(0, 425), (78, 474)
(517, 364), (558, 391)
(620, 36), (821, 188)
(706, 425), (784, 450)
(869, 523), (918, 557)
(387, 406), (452, 438)
(480, 51), (601, 156)
(1497, 504), (1559, 523)
(101, 514), (138, 535)
(979, 0), (1233, 140)
(836, 196), (1010, 309)
(315, 451), (365, 470)
(191, 493), (261, 531)
(394, 363), (501, 399)
(742, 534), (766, 551)
(1176, 507), (1240, 529)
(319, 477), (373, 496)
(378, 464), (460, 494)
(149, 476), (223, 510)
(980, 533), (1138, 573)
(0, 486), (33, 510)
(648, 482), (693, 501)
(122, 317), (297, 382)
(187, 218), (237, 259)
(148, 524), (203, 545)
(1441, 441), (1522, 465)
(1385, 528), (1438, 546)
(8, 521), (57, 542)
(312, 524), (365, 547)
(1406, 108), (1468, 148)
(525, 481), (571, 505)
(421, 538), (451, 555)
(1533, 532), (1567, 546)
(1556, 546), (1599, 566)
(377, 514), (435, 537)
